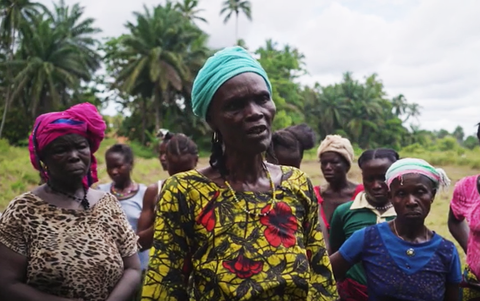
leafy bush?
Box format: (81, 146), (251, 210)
(437, 136), (459, 152)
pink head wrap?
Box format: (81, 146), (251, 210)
(28, 103), (106, 188)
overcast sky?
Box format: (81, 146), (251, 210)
(40, 0), (480, 136)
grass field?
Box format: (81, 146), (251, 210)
(1, 138), (479, 264)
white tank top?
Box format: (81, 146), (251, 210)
(157, 180), (164, 195)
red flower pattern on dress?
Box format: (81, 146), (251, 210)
(196, 191), (219, 232)
(260, 202), (298, 248)
(223, 254), (264, 279)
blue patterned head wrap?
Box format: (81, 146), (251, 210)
(191, 46), (272, 120)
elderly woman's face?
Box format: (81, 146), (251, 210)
(207, 72), (276, 155)
(42, 134), (91, 182)
(389, 174), (436, 222)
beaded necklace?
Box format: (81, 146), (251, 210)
(47, 182), (90, 210)
(111, 182), (137, 198)
(223, 163), (276, 217)
(374, 203), (393, 211)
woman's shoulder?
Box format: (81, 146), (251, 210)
(1, 192), (43, 220)
(167, 169), (207, 183)
(368, 221), (387, 233)
(454, 175), (478, 192)
(433, 233), (457, 249)
(96, 183), (111, 192)
(162, 169), (214, 193)
(137, 183), (148, 193)
(451, 175), (479, 207)
(430, 234), (461, 263)
(6, 192), (39, 208)
(95, 192), (126, 210)
(275, 164), (310, 183)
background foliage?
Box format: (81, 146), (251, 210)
(0, 0), (478, 154)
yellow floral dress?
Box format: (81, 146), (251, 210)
(142, 166), (338, 300)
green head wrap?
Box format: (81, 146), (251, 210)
(191, 46), (272, 120)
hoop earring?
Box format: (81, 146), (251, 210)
(212, 131), (220, 143)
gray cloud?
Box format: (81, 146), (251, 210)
(39, 0), (480, 135)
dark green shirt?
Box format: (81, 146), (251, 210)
(329, 192), (396, 285)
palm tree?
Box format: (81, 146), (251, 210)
(220, 0), (251, 42)
(0, 0), (47, 138)
(391, 94), (408, 117)
(115, 4), (199, 130)
(51, 0), (101, 72)
(174, 0), (207, 24)
(403, 102), (421, 123)
(49, 0), (101, 106)
(6, 14), (94, 117)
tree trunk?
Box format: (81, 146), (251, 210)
(0, 83), (11, 139)
(0, 28), (16, 139)
(162, 88), (170, 127)
(154, 93), (160, 131)
(141, 98), (146, 145)
(235, 12), (239, 43)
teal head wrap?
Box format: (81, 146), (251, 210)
(191, 46), (272, 120)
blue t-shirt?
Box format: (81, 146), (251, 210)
(339, 222), (461, 301)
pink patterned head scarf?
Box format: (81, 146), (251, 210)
(28, 103), (106, 188)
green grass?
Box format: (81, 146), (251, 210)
(2, 138), (479, 264)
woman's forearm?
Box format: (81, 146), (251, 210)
(137, 226), (154, 252)
(1, 283), (73, 301)
(449, 222), (469, 254)
(106, 268), (142, 301)
(448, 210), (469, 253)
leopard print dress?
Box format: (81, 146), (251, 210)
(0, 192), (138, 301)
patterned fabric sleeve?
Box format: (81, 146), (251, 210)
(450, 176), (476, 220)
(0, 196), (28, 256)
(142, 176), (191, 301)
(304, 177), (339, 300)
(106, 194), (138, 258)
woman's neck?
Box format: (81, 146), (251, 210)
(223, 149), (265, 184)
(365, 195), (390, 208)
(394, 218), (427, 241)
(328, 177), (349, 192)
(47, 178), (84, 195)
(113, 178), (133, 190)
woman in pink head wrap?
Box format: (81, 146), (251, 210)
(0, 103), (141, 301)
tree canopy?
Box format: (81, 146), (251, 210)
(0, 0), (475, 153)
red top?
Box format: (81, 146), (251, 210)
(314, 184), (364, 232)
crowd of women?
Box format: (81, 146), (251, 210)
(0, 45), (479, 301)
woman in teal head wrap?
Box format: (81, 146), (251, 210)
(143, 46), (338, 300)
